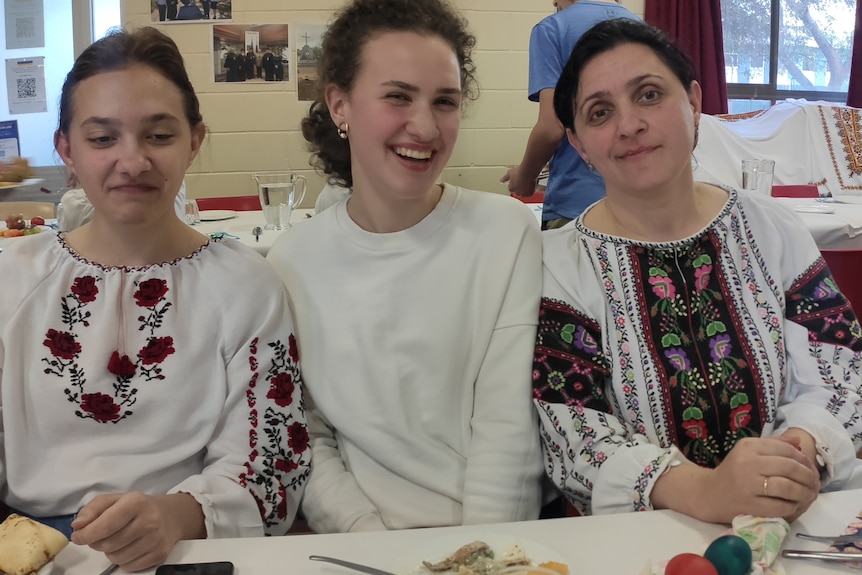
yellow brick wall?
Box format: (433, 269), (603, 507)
(122, 0), (644, 206)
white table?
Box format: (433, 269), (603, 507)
(772, 197), (862, 249)
(53, 487), (862, 575)
(0, 210), (315, 256)
(194, 209), (314, 256)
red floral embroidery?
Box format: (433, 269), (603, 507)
(729, 404), (752, 432)
(288, 421), (309, 453)
(275, 457), (299, 473)
(43, 329), (81, 360)
(43, 275), (176, 424)
(139, 336), (175, 365)
(134, 278), (169, 307)
(266, 372), (295, 407)
(107, 351), (136, 378)
(80, 392), (121, 422)
(288, 334), (299, 363)
(240, 336), (309, 533)
(71, 276), (99, 303)
(682, 419), (708, 440)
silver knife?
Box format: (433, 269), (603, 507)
(309, 555), (398, 575)
(783, 549), (862, 562)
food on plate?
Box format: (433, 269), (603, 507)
(0, 157), (33, 184)
(3, 214), (43, 237)
(0, 514), (68, 575)
(5, 214), (24, 230)
(421, 541), (568, 575)
(530, 562), (568, 575)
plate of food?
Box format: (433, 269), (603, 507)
(0, 178), (44, 190)
(0, 514), (68, 575)
(392, 533), (570, 575)
(198, 209), (237, 221)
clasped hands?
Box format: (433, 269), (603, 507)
(684, 429), (820, 524)
(71, 492), (205, 572)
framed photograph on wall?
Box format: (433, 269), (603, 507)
(211, 24), (289, 83)
(295, 23), (326, 102)
(151, 0), (232, 23)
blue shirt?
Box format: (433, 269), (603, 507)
(528, 1), (639, 221)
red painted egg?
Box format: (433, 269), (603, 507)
(665, 553), (719, 575)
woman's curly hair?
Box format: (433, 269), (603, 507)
(301, 0), (478, 188)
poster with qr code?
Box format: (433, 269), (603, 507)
(4, 0), (45, 50)
(5, 57), (46, 114)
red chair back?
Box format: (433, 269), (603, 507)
(511, 191), (545, 204)
(821, 249), (862, 316)
(771, 185), (819, 198)
(195, 195), (261, 211)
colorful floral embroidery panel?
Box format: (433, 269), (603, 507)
(632, 234), (765, 467)
(786, 257), (862, 353)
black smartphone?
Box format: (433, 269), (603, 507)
(155, 562), (234, 575)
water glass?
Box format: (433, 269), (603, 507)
(184, 199), (200, 225)
(741, 159), (775, 194)
(254, 172), (308, 230)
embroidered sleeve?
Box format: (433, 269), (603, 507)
(237, 332), (310, 534)
(533, 297), (680, 514)
(169, 302), (310, 537)
(779, 256), (862, 485)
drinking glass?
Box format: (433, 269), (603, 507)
(741, 159), (774, 194)
(253, 172), (308, 230)
(184, 199), (200, 225)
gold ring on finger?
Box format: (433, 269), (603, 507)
(763, 476), (770, 497)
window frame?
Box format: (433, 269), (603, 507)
(725, 0), (849, 105)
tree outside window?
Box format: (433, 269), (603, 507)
(722, 0), (856, 113)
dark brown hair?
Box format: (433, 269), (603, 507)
(301, 0), (478, 188)
(57, 27), (203, 136)
(554, 18), (697, 133)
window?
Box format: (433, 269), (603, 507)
(722, 0), (856, 113)
(0, 0), (121, 166)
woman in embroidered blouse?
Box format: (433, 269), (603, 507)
(534, 18), (862, 524)
(0, 28), (308, 570)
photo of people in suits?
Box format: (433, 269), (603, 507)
(150, 0), (232, 22)
(212, 24), (289, 83)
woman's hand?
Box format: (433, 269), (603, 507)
(653, 437), (820, 524)
(71, 492), (205, 571)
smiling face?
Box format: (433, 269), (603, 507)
(55, 63), (204, 227)
(567, 42), (701, 197)
(325, 30), (462, 205)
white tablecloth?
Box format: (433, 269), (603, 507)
(53, 485), (862, 575)
(772, 197), (862, 249)
(0, 210), (314, 256)
(193, 208), (314, 256)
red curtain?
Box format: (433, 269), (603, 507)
(644, 0), (728, 115)
(847, 0), (862, 107)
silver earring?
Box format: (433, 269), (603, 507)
(585, 160), (598, 175)
(337, 122), (349, 140)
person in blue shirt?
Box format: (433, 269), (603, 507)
(502, 0), (638, 229)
